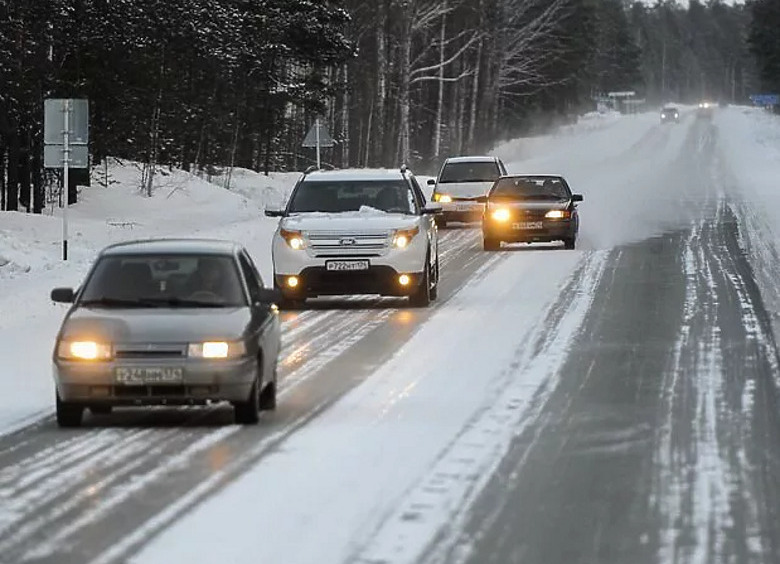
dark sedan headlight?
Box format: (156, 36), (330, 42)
(490, 208), (511, 222)
(188, 341), (246, 359)
(57, 340), (113, 361)
(545, 210), (570, 219)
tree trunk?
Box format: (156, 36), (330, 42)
(432, 2), (447, 160)
(341, 63), (350, 167)
(374, 1), (388, 166)
(19, 127), (31, 211)
(468, 38), (483, 152)
(0, 143), (6, 211)
(398, 9), (412, 165)
(6, 128), (19, 211)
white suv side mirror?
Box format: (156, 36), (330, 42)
(264, 207), (285, 218)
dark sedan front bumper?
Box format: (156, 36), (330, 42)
(483, 218), (576, 244)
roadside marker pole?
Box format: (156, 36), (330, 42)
(62, 99), (70, 261)
(315, 117), (321, 170)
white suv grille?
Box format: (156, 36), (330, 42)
(306, 231), (391, 257)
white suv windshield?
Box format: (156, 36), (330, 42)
(288, 180), (416, 214)
(439, 161), (500, 183)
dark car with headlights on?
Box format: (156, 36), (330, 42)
(660, 106), (679, 124)
(50, 239), (282, 427)
(481, 175), (583, 251)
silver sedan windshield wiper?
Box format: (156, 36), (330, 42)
(79, 297), (158, 308)
(142, 297), (234, 308)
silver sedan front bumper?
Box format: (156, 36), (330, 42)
(54, 356), (256, 405)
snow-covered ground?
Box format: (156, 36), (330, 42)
(714, 107), (780, 330)
(3, 105), (780, 563)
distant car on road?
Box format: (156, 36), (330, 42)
(266, 166), (441, 308)
(482, 175), (583, 251)
(50, 239), (282, 427)
(428, 156), (507, 228)
(660, 106), (679, 124)
(697, 101), (714, 118)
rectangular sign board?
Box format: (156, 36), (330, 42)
(749, 94), (779, 106)
(44, 145), (89, 169)
(44, 99), (89, 145)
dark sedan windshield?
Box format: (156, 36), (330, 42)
(288, 180), (415, 214)
(439, 161), (501, 183)
(79, 254), (247, 307)
(490, 176), (571, 200)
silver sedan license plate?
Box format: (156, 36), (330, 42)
(115, 367), (184, 385)
(513, 221), (543, 230)
(326, 260), (369, 272)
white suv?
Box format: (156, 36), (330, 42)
(428, 156), (507, 228)
(265, 167), (441, 308)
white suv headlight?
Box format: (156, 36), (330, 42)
(280, 228), (306, 250)
(392, 227), (420, 249)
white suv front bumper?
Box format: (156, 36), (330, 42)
(272, 228), (430, 297)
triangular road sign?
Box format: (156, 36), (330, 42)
(302, 120), (335, 148)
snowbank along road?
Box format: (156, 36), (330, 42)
(2, 107), (780, 564)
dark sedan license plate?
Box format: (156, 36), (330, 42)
(513, 221), (543, 230)
(115, 367), (184, 385)
(326, 260), (370, 272)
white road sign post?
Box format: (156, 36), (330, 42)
(44, 98), (89, 261)
(302, 118), (334, 170)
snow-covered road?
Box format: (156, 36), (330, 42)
(3, 106), (780, 564)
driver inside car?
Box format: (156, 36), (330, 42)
(187, 257), (227, 300)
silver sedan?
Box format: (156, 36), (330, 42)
(50, 238), (282, 427)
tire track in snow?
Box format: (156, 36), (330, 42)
(348, 250), (609, 564)
(651, 127), (780, 563)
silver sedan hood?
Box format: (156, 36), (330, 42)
(60, 307), (251, 343)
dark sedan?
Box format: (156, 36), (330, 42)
(481, 175), (583, 250)
(660, 106), (680, 123)
(50, 239), (282, 427)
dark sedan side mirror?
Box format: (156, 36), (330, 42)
(51, 287), (75, 303)
(422, 204), (442, 215)
(256, 288), (283, 304)
(571, 194), (583, 202)
(427, 178), (436, 186)
(264, 207), (285, 218)
(475, 195), (488, 203)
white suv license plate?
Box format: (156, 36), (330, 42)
(513, 221), (544, 230)
(326, 260), (370, 272)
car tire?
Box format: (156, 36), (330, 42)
(280, 297), (305, 310)
(274, 282), (305, 310)
(563, 237), (576, 250)
(483, 237), (500, 251)
(259, 362), (277, 411)
(435, 216), (447, 229)
(89, 405), (112, 415)
(259, 381), (277, 411)
(409, 251), (432, 308)
(234, 376), (260, 425)
(56, 392), (84, 428)
(429, 254), (439, 301)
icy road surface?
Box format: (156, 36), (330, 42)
(2, 107), (780, 564)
